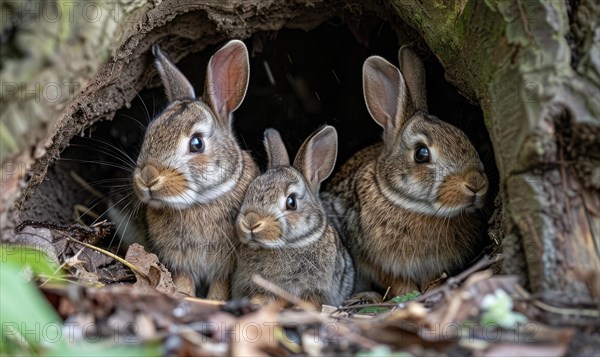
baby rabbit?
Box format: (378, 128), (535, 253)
(232, 126), (355, 308)
(132, 40), (258, 299)
(324, 47), (489, 296)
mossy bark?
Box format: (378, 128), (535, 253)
(1, 0), (598, 300)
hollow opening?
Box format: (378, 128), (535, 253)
(19, 11), (499, 264)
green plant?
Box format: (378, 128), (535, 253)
(0, 244), (161, 356)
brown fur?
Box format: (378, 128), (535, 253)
(323, 48), (488, 295)
(147, 153), (257, 298)
(133, 41), (258, 299)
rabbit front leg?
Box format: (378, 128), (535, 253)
(365, 263), (420, 298)
(373, 269), (419, 297)
(173, 272), (195, 296)
(302, 294), (327, 310)
(250, 295), (287, 309)
(207, 277), (230, 301)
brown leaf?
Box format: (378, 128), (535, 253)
(229, 305), (287, 356)
(125, 243), (178, 296)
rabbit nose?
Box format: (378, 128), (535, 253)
(139, 165), (161, 188)
(464, 171), (488, 195)
(242, 212), (266, 233)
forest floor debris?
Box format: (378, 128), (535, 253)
(2, 221), (597, 356)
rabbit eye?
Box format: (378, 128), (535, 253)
(285, 194), (297, 210)
(414, 145), (430, 163)
(189, 134), (205, 153)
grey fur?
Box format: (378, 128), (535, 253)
(232, 126), (354, 307)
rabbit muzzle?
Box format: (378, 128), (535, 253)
(436, 169), (488, 215)
(236, 211), (283, 248)
(134, 165), (164, 201)
(463, 170), (488, 207)
(239, 212), (266, 234)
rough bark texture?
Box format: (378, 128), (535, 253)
(1, 0), (598, 301)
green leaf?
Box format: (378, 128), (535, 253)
(358, 306), (391, 314)
(391, 290), (421, 303)
(358, 291), (422, 314)
(0, 263), (63, 352)
(0, 245), (61, 278)
(45, 340), (163, 357)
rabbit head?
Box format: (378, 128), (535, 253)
(133, 40), (250, 209)
(362, 47), (488, 218)
(236, 126), (338, 249)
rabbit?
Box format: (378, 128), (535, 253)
(323, 47), (489, 297)
(232, 126), (355, 309)
(132, 40), (259, 300)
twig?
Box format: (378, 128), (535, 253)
(335, 302), (398, 311)
(416, 254), (503, 302)
(66, 237), (150, 282)
(183, 296), (225, 306)
(252, 275), (316, 311)
(532, 299), (600, 318)
(251, 275), (379, 349)
(380, 286), (391, 302)
(278, 309), (380, 349)
(514, 284), (599, 318)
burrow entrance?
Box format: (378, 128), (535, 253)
(17, 8), (499, 258)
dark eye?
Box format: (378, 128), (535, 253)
(189, 134), (205, 153)
(414, 145), (430, 163)
(285, 194), (297, 210)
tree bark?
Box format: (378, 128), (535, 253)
(1, 0), (598, 300)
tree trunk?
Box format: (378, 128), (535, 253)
(1, 0), (598, 301)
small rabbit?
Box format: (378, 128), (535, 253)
(232, 126), (355, 308)
(132, 40), (259, 299)
(323, 47), (489, 296)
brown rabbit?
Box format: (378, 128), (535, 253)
(132, 40), (259, 299)
(232, 126), (355, 308)
(323, 47), (489, 296)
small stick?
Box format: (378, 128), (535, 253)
(67, 237), (150, 282)
(380, 286), (391, 302)
(335, 302), (398, 311)
(416, 254), (503, 302)
(251, 275), (379, 349)
(252, 275), (316, 311)
(515, 284), (599, 318)
(532, 299), (600, 318)
(183, 296), (225, 306)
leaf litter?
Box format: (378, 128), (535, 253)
(8, 221), (597, 356)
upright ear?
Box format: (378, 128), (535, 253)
(293, 126), (338, 195)
(362, 56), (413, 138)
(203, 40), (250, 127)
(398, 46), (428, 112)
(264, 129), (290, 169)
(152, 44), (196, 102)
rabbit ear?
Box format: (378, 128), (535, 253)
(398, 46), (428, 112)
(293, 126), (338, 194)
(363, 56), (413, 137)
(264, 129), (290, 168)
(152, 44), (196, 102)
(203, 40), (250, 128)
